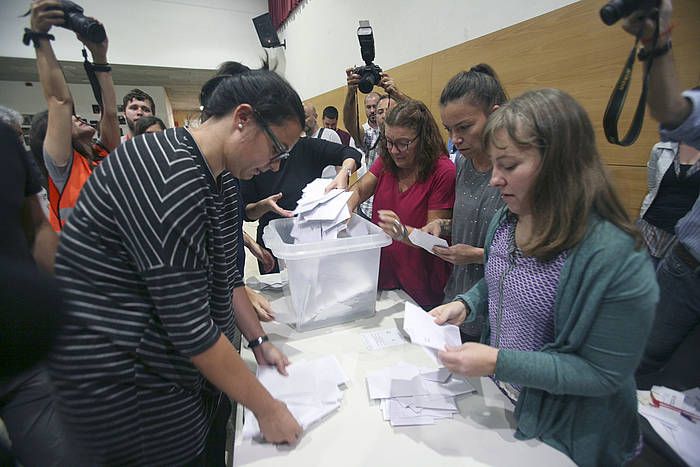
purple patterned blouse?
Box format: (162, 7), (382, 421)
(485, 216), (568, 401)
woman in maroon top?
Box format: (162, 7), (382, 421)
(348, 99), (456, 308)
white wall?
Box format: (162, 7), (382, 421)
(0, 80), (172, 136)
(279, 0), (580, 99)
(1, 0), (581, 102)
(0, 0), (268, 70)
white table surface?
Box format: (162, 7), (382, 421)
(233, 288), (574, 467)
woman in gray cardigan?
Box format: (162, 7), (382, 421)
(430, 89), (658, 466)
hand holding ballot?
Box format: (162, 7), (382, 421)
(431, 242), (484, 265)
(403, 302), (460, 351)
(428, 301), (499, 377)
(437, 343), (499, 378)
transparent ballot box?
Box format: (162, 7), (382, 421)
(263, 214), (391, 331)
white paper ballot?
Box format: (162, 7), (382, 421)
(420, 368), (451, 383)
(361, 328), (408, 351)
(408, 229), (448, 254)
(242, 356), (348, 439)
(422, 377), (476, 397)
(292, 179), (355, 243)
(411, 394), (458, 411)
(403, 302), (461, 351)
(366, 362), (421, 400)
(390, 376), (428, 398)
(366, 361), (469, 427)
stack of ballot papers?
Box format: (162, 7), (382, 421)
(403, 302), (461, 352)
(292, 179), (354, 243)
(242, 356), (349, 440)
(365, 361), (475, 426)
(638, 387), (700, 466)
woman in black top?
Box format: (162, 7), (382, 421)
(241, 137), (361, 272)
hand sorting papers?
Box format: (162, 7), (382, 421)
(292, 179), (353, 243)
(365, 361), (475, 426)
(403, 302), (461, 351)
(242, 356), (349, 440)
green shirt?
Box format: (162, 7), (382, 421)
(458, 209), (658, 466)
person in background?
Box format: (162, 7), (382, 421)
(347, 99), (455, 309)
(304, 102), (341, 143)
(637, 137), (699, 268)
(50, 66), (305, 465)
(344, 69), (407, 168)
(242, 137), (361, 273)
(322, 105), (357, 148)
(0, 118), (71, 466)
(622, 0), (700, 391)
(375, 94), (397, 130)
(121, 88), (155, 142)
(430, 89), (658, 466)
(356, 94), (398, 219)
(1, 105), (51, 216)
(422, 64), (508, 341)
(133, 115), (166, 136)
(27, 0), (119, 232)
(0, 105), (24, 136)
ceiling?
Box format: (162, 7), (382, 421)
(0, 56), (214, 111)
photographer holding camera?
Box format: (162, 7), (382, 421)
(620, 0), (700, 392)
(26, 0), (119, 232)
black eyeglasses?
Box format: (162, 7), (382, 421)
(251, 108), (290, 162)
(384, 136), (416, 153)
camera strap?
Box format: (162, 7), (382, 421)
(82, 47), (104, 109)
(602, 13), (660, 147)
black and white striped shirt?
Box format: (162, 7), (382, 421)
(50, 128), (242, 465)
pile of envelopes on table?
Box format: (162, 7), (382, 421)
(364, 303), (476, 426)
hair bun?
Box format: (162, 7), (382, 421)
(215, 61), (251, 77)
(470, 63), (495, 77)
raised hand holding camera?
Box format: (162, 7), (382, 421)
(352, 20), (382, 94)
(48, 0), (106, 43)
(29, 0), (64, 34)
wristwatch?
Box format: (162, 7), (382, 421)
(247, 334), (269, 349)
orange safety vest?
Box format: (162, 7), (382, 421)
(48, 146), (108, 232)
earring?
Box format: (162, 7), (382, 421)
(238, 123), (244, 129)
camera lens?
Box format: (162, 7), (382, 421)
(599, 0), (657, 26)
(67, 11), (106, 42)
(600, 2), (624, 25)
(358, 77), (374, 94)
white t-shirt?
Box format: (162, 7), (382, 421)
(313, 128), (343, 178)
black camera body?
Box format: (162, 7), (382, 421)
(353, 63), (382, 95)
(50, 0), (106, 43)
(600, 0), (660, 26)
(353, 20), (383, 94)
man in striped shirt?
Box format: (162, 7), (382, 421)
(50, 69), (305, 465)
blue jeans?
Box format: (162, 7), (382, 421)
(636, 247), (700, 389)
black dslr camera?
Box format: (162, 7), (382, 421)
(353, 20), (382, 94)
(599, 0), (659, 25)
(49, 0), (106, 43)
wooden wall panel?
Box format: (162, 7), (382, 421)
(305, 0), (700, 217)
(608, 165), (648, 217)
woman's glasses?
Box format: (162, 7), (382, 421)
(251, 108), (290, 162)
(384, 136), (416, 153)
